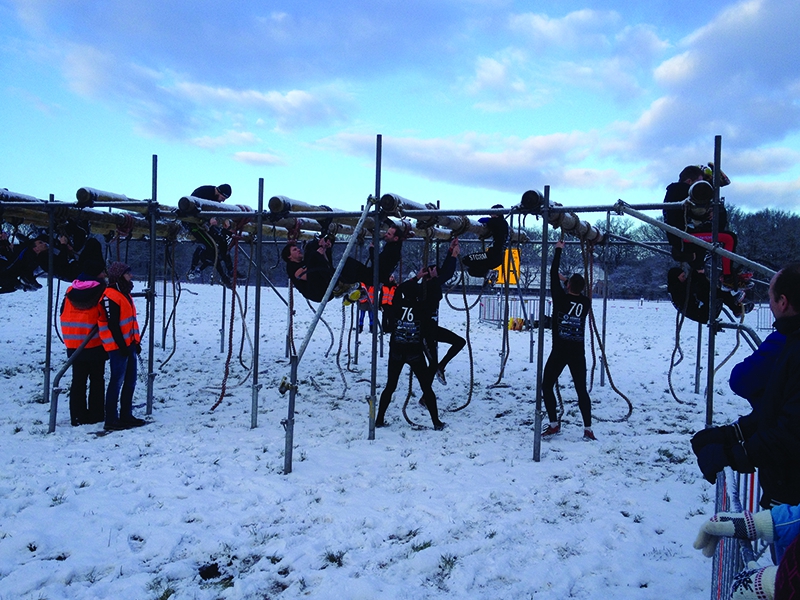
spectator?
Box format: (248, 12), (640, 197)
(692, 263), (800, 510)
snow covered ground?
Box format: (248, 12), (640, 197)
(0, 283), (769, 599)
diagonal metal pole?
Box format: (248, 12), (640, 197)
(283, 197), (376, 474)
(614, 201), (775, 279)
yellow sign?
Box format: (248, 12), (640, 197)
(495, 248), (520, 285)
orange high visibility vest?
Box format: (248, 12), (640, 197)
(381, 285), (395, 306)
(60, 288), (104, 350)
(98, 288), (140, 351)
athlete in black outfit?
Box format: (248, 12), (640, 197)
(462, 205), (509, 279)
(421, 238), (466, 385)
(376, 271), (445, 430)
(541, 240), (595, 441)
(282, 226), (406, 303)
(187, 184), (235, 286)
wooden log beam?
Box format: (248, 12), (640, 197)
(269, 195), (379, 232)
(380, 193), (528, 242)
(1, 204), (179, 239)
(178, 195), (254, 217)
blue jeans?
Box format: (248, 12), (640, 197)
(105, 348), (137, 426)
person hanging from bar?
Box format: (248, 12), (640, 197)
(461, 205), (509, 279)
(420, 237), (466, 386)
(281, 222), (409, 304)
(541, 240), (595, 441)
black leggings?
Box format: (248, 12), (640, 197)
(427, 326), (466, 371)
(377, 346), (442, 427)
(542, 344), (592, 427)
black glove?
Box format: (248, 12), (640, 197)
(134, 342), (142, 355)
(117, 344), (130, 358)
(696, 443), (730, 483)
(726, 442), (756, 474)
(691, 425), (738, 456)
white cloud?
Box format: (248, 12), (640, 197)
(191, 130), (260, 150)
(322, 131), (604, 192)
(724, 147), (800, 176)
(731, 178), (800, 211)
(647, 0), (800, 150)
(508, 9), (621, 51)
(174, 82), (350, 131)
(232, 151), (286, 166)
(653, 51), (696, 86)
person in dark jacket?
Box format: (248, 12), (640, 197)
(462, 205), (509, 279)
(282, 225), (407, 303)
(376, 271), (445, 431)
(541, 240), (595, 440)
(663, 165), (750, 292)
(692, 263), (800, 509)
(187, 184), (236, 286)
(0, 233), (49, 292)
(729, 330), (788, 409)
(420, 238), (465, 385)
(667, 266), (751, 322)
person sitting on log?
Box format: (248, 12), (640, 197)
(663, 164), (752, 293)
(186, 184), (237, 286)
(461, 205), (509, 279)
(281, 224), (408, 304)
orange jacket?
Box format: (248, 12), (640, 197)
(98, 288), (140, 351)
(60, 287), (104, 350)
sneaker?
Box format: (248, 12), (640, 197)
(103, 421), (127, 431)
(433, 421), (446, 431)
(542, 423), (561, 437)
(720, 274), (738, 292)
(435, 368), (447, 386)
(187, 267), (200, 280)
(738, 271), (754, 289)
(583, 429), (598, 441)
(121, 416), (147, 428)
(19, 277), (42, 291)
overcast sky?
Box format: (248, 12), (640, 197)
(2, 0), (799, 214)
